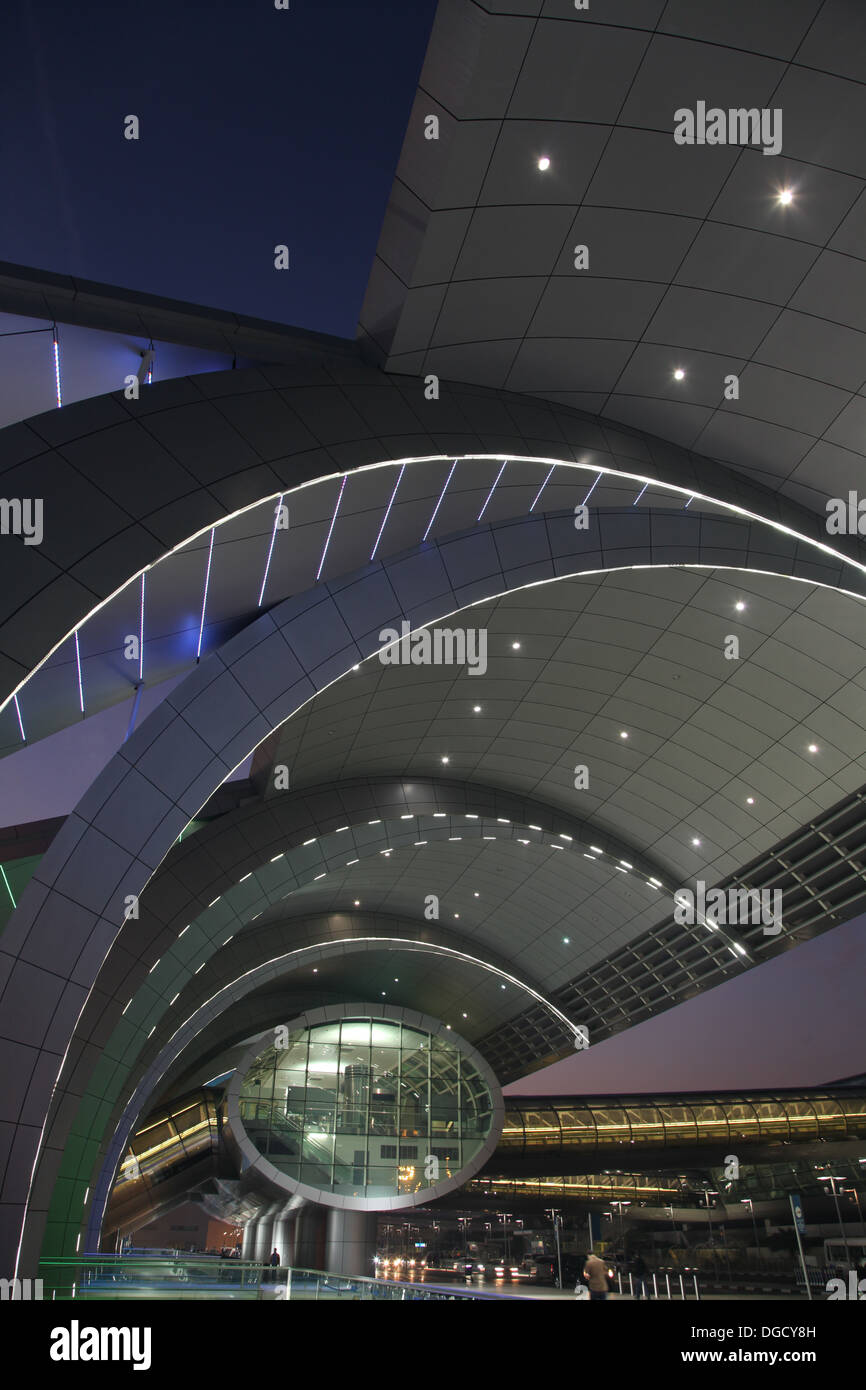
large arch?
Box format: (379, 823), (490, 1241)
(4, 502), (866, 1272)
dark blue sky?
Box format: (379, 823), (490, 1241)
(3, 0), (437, 336)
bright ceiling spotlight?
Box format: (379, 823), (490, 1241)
(474, 891), (480, 897)
(778, 188), (793, 205)
(746, 796), (755, 806)
(808, 744), (818, 754)
(691, 837), (701, 847)
(473, 704), (482, 713)
(620, 731), (629, 739)
(563, 936), (570, 944)
(511, 641), (521, 650)
(441, 755), (450, 764)
(673, 368), (686, 381)
(354, 899), (360, 906)
(735, 601), (745, 611)
(537, 156), (551, 171)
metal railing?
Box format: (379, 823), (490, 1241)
(37, 1255), (523, 1301)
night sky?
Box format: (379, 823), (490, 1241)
(3, 1), (862, 1096)
(3, 0), (438, 335)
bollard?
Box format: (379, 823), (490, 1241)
(665, 1273), (672, 1299)
(652, 1272), (658, 1300)
(628, 1272), (634, 1298)
(679, 1273), (686, 1300)
(617, 1270), (623, 1295)
(693, 1274), (700, 1301)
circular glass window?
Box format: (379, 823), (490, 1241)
(229, 1010), (502, 1209)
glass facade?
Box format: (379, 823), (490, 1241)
(499, 1091), (866, 1154)
(236, 1018), (495, 1199)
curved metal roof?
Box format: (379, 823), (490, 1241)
(361, 0), (866, 514)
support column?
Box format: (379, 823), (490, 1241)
(241, 1220), (257, 1261)
(293, 1206), (327, 1271)
(254, 1202), (279, 1264)
(325, 1209), (378, 1278)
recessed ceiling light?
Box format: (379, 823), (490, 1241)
(537, 156), (550, 171)
(778, 188), (793, 205)
(446, 1024), (451, 1030)
(746, 797), (754, 806)
(354, 899), (360, 906)
(381, 991), (386, 996)
(454, 912), (460, 918)
(473, 891), (479, 897)
(691, 837), (701, 847)
(735, 601), (745, 612)
(462, 1012), (468, 1018)
(620, 731), (629, 739)
(394, 978), (399, 983)
(313, 968), (318, 974)
(441, 755), (449, 764)
(563, 936), (570, 944)
(674, 368), (685, 381)
(352, 664), (359, 671)
(473, 705), (482, 713)
(512, 641), (521, 650)
(808, 744), (818, 754)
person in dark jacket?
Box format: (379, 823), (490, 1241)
(630, 1252), (649, 1299)
(269, 1248), (280, 1268)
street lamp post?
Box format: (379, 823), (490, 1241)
(741, 1199), (761, 1267)
(545, 1209), (563, 1289)
(819, 1176), (851, 1268)
(502, 1212), (512, 1266)
(843, 1187), (865, 1238)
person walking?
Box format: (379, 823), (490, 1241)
(630, 1251), (649, 1299)
(269, 1247), (281, 1268)
(582, 1251), (610, 1301)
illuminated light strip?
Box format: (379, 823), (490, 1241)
(317, 474), (347, 580)
(52, 327), (62, 407)
(13, 694), (25, 742)
(196, 528), (215, 660)
(9, 451), (866, 731)
(685, 496), (694, 509)
(257, 494), (284, 607)
(477, 460), (507, 521)
(74, 631), (84, 714)
(1, 864), (16, 908)
(529, 464), (556, 512)
(583, 471), (602, 505)
(370, 462), (406, 560)
(139, 572), (145, 682)
(423, 459), (458, 541)
(633, 483), (649, 505)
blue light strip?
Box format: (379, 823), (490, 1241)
(139, 572), (145, 681)
(13, 694), (25, 742)
(52, 327), (62, 407)
(258, 494), (284, 607)
(0, 865), (15, 909)
(74, 630), (85, 714)
(633, 482), (649, 505)
(583, 471), (602, 505)
(370, 463), (406, 560)
(477, 460), (507, 521)
(423, 459), (458, 541)
(529, 463), (556, 512)
(196, 528), (215, 660)
(684, 495), (694, 509)
(317, 474), (347, 581)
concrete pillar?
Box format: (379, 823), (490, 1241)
(325, 1209), (379, 1278)
(254, 1203), (279, 1264)
(293, 1206), (327, 1271)
(241, 1220), (257, 1261)
(272, 1212), (293, 1267)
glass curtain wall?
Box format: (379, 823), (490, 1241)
(237, 1019), (493, 1199)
